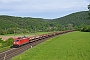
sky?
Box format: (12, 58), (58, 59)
(0, 0), (90, 19)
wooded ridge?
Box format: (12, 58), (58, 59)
(0, 11), (90, 35)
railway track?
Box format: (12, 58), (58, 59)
(0, 30), (74, 60)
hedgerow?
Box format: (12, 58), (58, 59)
(0, 38), (14, 48)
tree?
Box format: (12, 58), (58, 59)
(88, 4), (90, 10)
(0, 30), (6, 35)
(88, 4), (90, 19)
(81, 26), (90, 32)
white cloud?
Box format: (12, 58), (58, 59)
(0, 0), (90, 18)
(0, 0), (23, 3)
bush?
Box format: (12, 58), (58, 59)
(2, 38), (14, 47)
(6, 37), (14, 46)
(0, 38), (3, 43)
(81, 27), (90, 32)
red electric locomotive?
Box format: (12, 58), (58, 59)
(13, 36), (29, 47)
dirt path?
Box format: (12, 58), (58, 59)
(0, 36), (17, 41)
(0, 35), (34, 41)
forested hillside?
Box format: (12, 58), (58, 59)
(53, 11), (90, 31)
(0, 16), (51, 34)
(0, 11), (90, 35)
(53, 11), (90, 28)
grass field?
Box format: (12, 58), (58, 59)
(12, 31), (90, 60)
(0, 46), (10, 52)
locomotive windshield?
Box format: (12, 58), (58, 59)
(14, 40), (19, 42)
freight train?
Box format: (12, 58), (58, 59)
(13, 30), (74, 47)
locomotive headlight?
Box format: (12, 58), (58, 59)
(16, 42), (19, 44)
(14, 42), (15, 44)
(14, 42), (19, 44)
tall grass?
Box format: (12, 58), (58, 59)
(12, 31), (90, 60)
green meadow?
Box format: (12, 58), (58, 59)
(12, 31), (90, 60)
